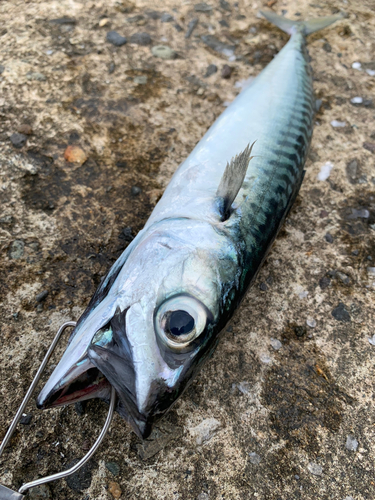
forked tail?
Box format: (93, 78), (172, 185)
(260, 10), (343, 36)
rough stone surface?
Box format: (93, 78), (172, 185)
(0, 2), (374, 500)
(130, 32), (152, 46)
(105, 461), (121, 476)
(9, 132), (27, 148)
(106, 30), (127, 46)
(189, 418), (222, 446)
(151, 45), (177, 59)
(307, 462), (323, 476)
(28, 484), (52, 499)
(65, 459), (95, 492)
(345, 434), (359, 452)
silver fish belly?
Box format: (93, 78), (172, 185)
(36, 12), (342, 438)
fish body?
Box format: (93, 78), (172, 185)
(37, 12), (342, 438)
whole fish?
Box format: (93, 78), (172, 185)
(37, 12), (342, 438)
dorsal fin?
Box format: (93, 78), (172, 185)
(216, 142), (255, 220)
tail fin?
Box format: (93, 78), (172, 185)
(260, 10), (344, 36)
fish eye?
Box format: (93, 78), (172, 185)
(155, 295), (208, 350)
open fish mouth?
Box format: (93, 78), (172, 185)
(36, 358), (111, 409)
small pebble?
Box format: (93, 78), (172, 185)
(10, 132), (27, 148)
(237, 381), (250, 394)
(134, 76), (148, 85)
(221, 64), (233, 79)
(320, 210), (328, 218)
(332, 302), (351, 323)
(352, 61), (361, 70)
(131, 186), (142, 196)
(306, 318), (316, 328)
(151, 45), (177, 59)
(106, 462), (121, 476)
(161, 12), (174, 22)
(195, 2), (212, 12)
(204, 64), (217, 78)
(260, 353), (272, 363)
(343, 497), (354, 500)
(325, 232), (333, 243)
(270, 338), (282, 350)
(108, 481), (122, 499)
(322, 42), (331, 52)
(315, 99), (322, 111)
(367, 267), (375, 277)
(248, 452), (261, 465)
(219, 19), (229, 27)
(350, 96), (363, 104)
(26, 72), (46, 81)
(220, 0), (232, 11)
(197, 494), (209, 500)
(368, 334), (375, 346)
(345, 435), (358, 452)
(108, 62), (115, 74)
(336, 271), (350, 284)
(366, 69), (375, 76)
(64, 145), (87, 165)
(18, 124), (33, 135)
(346, 208), (370, 219)
(0, 65), (5, 74)
(9, 240), (25, 259)
(106, 31), (127, 46)
(130, 32), (151, 46)
(259, 282), (268, 291)
(319, 276), (331, 289)
(99, 18), (109, 27)
(317, 161), (333, 181)
(189, 418), (222, 445)
(331, 120), (346, 128)
(186, 18), (198, 38)
(307, 462), (323, 476)
(201, 35), (235, 57)
(20, 414), (32, 425)
(36, 290), (49, 303)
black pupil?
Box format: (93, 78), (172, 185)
(168, 310), (195, 336)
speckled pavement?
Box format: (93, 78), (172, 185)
(0, 1), (374, 499)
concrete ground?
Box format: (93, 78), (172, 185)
(0, 0), (374, 499)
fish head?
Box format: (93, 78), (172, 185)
(37, 219), (239, 438)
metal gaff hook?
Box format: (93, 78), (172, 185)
(0, 321), (116, 499)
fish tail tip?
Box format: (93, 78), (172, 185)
(260, 9), (344, 37)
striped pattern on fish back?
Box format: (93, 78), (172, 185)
(236, 31), (314, 288)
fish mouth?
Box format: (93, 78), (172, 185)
(36, 352), (152, 439)
(36, 357), (111, 409)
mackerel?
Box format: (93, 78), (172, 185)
(36, 11), (342, 438)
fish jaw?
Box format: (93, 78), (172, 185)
(36, 356), (111, 409)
